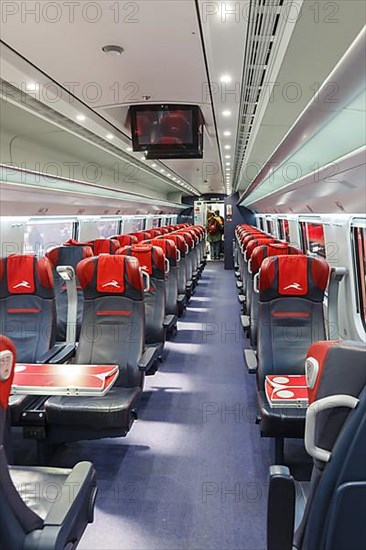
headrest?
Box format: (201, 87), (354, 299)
(0, 255), (54, 299)
(259, 255), (330, 302)
(159, 228), (170, 235)
(305, 339), (366, 460)
(117, 244), (165, 278)
(160, 234), (186, 256)
(175, 231), (194, 248)
(76, 255), (143, 299)
(246, 238), (275, 259)
(241, 233), (267, 248)
(0, 335), (16, 411)
(89, 239), (119, 255)
(250, 243), (297, 274)
(149, 238), (177, 264)
(132, 231), (152, 242)
(46, 245), (93, 268)
(111, 235), (138, 247)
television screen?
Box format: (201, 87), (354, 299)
(130, 105), (203, 159)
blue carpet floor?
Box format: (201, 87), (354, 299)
(15, 262), (275, 549)
(69, 262), (272, 549)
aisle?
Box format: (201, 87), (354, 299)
(73, 262), (271, 549)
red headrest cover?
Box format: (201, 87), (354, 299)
(150, 238), (177, 263)
(259, 255), (330, 301)
(250, 243), (292, 274)
(77, 255), (143, 297)
(0, 255), (53, 296)
(90, 239), (119, 255)
(111, 235), (138, 247)
(117, 244), (165, 277)
(246, 238), (275, 259)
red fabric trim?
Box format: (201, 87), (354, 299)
(0, 335), (16, 409)
(45, 247), (59, 266)
(64, 238), (90, 247)
(7, 255), (35, 294)
(77, 257), (95, 289)
(125, 256), (143, 291)
(96, 310), (131, 316)
(82, 246), (94, 259)
(307, 340), (338, 403)
(311, 258), (330, 291)
(278, 255), (308, 296)
(259, 257), (276, 291)
(246, 238), (275, 259)
(91, 239), (119, 255)
(152, 246), (166, 272)
(7, 308), (41, 314)
(36, 257), (54, 289)
(272, 311), (310, 318)
(97, 255), (125, 293)
(130, 245), (153, 275)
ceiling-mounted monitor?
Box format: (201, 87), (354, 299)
(130, 104), (203, 159)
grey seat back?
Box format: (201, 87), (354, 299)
(76, 254), (145, 388)
(300, 341), (366, 549)
(0, 255), (56, 362)
(149, 238), (178, 316)
(46, 244), (93, 341)
(257, 255), (330, 388)
(118, 245), (166, 347)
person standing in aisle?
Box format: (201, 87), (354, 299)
(206, 211), (222, 260)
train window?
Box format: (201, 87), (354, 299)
(24, 219), (76, 257)
(278, 218), (290, 242)
(266, 218), (275, 235)
(299, 221), (326, 258)
(96, 219), (120, 238)
(152, 217), (161, 228)
(353, 226), (366, 328)
(123, 217), (146, 234)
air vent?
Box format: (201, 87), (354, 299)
(233, 0), (287, 190)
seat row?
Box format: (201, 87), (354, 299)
(1, 224), (206, 455)
(234, 223), (366, 549)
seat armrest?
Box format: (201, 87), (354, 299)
(163, 314), (176, 330)
(44, 462), (97, 526)
(138, 347), (159, 372)
(177, 293), (186, 305)
(244, 349), (257, 374)
(37, 343), (77, 365)
(267, 465), (296, 550)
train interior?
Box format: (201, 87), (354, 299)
(0, 2), (365, 549)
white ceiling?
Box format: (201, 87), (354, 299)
(0, 0), (365, 211)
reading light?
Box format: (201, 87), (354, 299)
(76, 114), (86, 122)
(225, 155), (231, 159)
(222, 110), (231, 117)
(152, 163), (157, 167)
(106, 133), (114, 140)
(127, 147), (133, 152)
(223, 131), (231, 137)
(224, 145), (231, 150)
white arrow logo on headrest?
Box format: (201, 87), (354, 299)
(283, 282), (303, 291)
(13, 281), (31, 289)
(102, 280), (120, 288)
